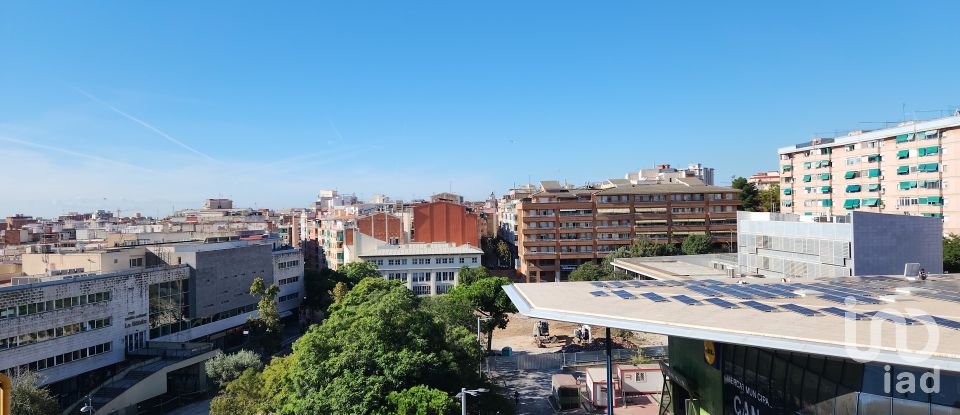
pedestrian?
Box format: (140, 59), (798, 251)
(514, 390), (520, 407)
(920, 268), (928, 281)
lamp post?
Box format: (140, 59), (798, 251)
(476, 316), (493, 377)
(80, 395), (95, 414)
(456, 387), (489, 415)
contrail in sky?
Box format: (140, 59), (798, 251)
(0, 135), (161, 173)
(72, 87), (216, 161)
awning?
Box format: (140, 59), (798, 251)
(782, 165), (792, 171)
(921, 146), (940, 156)
(927, 196), (943, 204)
(844, 171), (857, 179)
(844, 199), (861, 209)
(822, 200), (833, 207)
(863, 198), (880, 207)
(819, 173), (831, 180)
(867, 184), (881, 191)
(846, 185), (861, 193)
(897, 166), (910, 175)
(867, 154), (881, 162)
(897, 150), (910, 159)
(821, 186), (832, 193)
(803, 175), (812, 182)
(895, 134), (913, 143)
(818, 160), (831, 167)
(919, 163), (939, 172)
(783, 188), (792, 195)
(899, 181), (917, 190)
(868, 169), (881, 178)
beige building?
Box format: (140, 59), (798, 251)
(21, 247), (148, 275)
(779, 115), (960, 234)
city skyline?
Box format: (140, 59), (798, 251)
(4, 1), (960, 216)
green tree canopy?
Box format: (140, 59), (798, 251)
(448, 276), (517, 353)
(213, 278), (482, 414)
(945, 235), (960, 273)
(205, 350), (263, 387)
(10, 371), (59, 415)
(496, 240), (512, 266)
(456, 266), (491, 286)
(341, 260), (382, 286)
(681, 234), (713, 255)
(732, 176), (760, 211)
(569, 261), (607, 281)
(388, 385), (457, 415)
(756, 184), (780, 212)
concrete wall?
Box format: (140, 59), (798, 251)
(190, 244), (273, 318)
(96, 349), (218, 415)
(851, 211), (943, 275)
(21, 247), (147, 275)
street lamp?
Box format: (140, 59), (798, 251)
(80, 395), (95, 414)
(456, 387), (489, 415)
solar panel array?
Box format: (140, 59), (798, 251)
(584, 278), (960, 330)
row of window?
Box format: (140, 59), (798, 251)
(150, 303), (256, 339)
(1, 342), (113, 377)
(278, 292), (299, 302)
(0, 291), (112, 320)
(374, 257), (478, 266)
(0, 318), (112, 351)
(277, 260), (301, 269)
(277, 276), (300, 285)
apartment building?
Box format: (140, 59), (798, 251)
(778, 115), (960, 233)
(351, 232), (482, 295)
(517, 179), (740, 282)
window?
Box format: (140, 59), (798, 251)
(471, 257), (478, 263)
(412, 285), (431, 295)
(129, 257), (144, 267)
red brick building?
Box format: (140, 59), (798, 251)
(412, 201), (480, 247)
(356, 212), (405, 244)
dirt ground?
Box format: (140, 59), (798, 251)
(490, 313), (667, 354)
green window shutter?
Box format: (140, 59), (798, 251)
(867, 154), (881, 163)
(804, 162), (812, 169)
(920, 163), (939, 172)
(899, 181), (917, 190)
(845, 185), (861, 193)
(844, 171), (857, 179)
(818, 160), (831, 167)
(784, 200), (793, 207)
(843, 199), (861, 209)
(897, 149), (910, 159)
(868, 168), (881, 177)
(821, 186), (832, 193)
(926, 146), (940, 155)
(822, 200), (833, 207)
(918, 148), (927, 157)
(867, 183), (881, 192)
(928, 196), (943, 205)
(782, 165), (792, 171)
(803, 175), (812, 182)
(919, 197), (928, 204)
(895, 134), (913, 143)
(783, 188), (792, 195)
(897, 166), (909, 175)
(863, 198), (880, 207)
(819, 173), (831, 180)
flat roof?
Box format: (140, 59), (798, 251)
(505, 275), (960, 371)
(777, 115), (960, 154)
(359, 243), (483, 257)
(613, 255), (737, 281)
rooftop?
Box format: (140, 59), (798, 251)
(359, 242), (483, 257)
(612, 254), (737, 281)
(505, 275), (960, 371)
(778, 114), (960, 154)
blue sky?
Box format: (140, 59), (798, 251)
(2, 1), (960, 217)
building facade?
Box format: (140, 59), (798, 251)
(778, 115), (960, 234)
(517, 180), (740, 282)
(352, 233), (482, 295)
(412, 201), (480, 247)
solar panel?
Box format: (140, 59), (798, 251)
(734, 286), (779, 299)
(590, 291), (609, 297)
(703, 297), (739, 309)
(590, 281), (608, 287)
(625, 280), (648, 287)
(715, 286), (756, 300)
(649, 281), (669, 287)
(780, 303), (823, 317)
(672, 295), (703, 306)
(751, 285), (800, 298)
(916, 315), (960, 330)
(741, 300), (779, 312)
(607, 281), (627, 288)
(818, 294), (882, 305)
(820, 307), (870, 320)
(663, 281), (685, 287)
(639, 292), (670, 302)
(869, 311), (919, 325)
(687, 285), (723, 297)
(612, 290), (638, 300)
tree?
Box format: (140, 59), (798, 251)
(249, 277), (282, 354)
(303, 268), (347, 312)
(681, 234), (713, 255)
(569, 261), (607, 281)
(10, 371), (59, 415)
(421, 293), (476, 331)
(496, 240), (512, 267)
(756, 184), (780, 212)
(388, 385), (457, 415)
(449, 276), (517, 353)
(732, 176), (760, 211)
(341, 260), (381, 286)
(332, 281), (349, 303)
(205, 350), (263, 387)
(212, 278), (482, 414)
(945, 235), (960, 273)
(456, 266), (491, 286)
